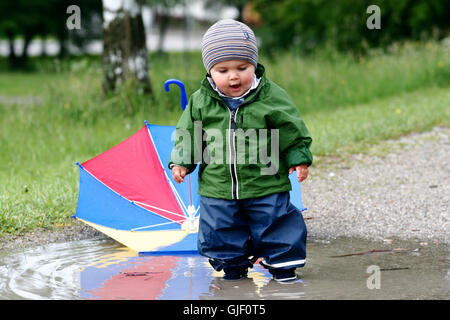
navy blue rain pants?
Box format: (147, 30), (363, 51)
(198, 192), (307, 271)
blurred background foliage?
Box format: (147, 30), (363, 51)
(0, 0), (449, 234)
(252, 0), (450, 56)
(0, 0), (102, 70)
(0, 0), (449, 69)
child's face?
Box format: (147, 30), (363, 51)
(210, 60), (255, 97)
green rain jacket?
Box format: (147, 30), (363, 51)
(168, 64), (313, 200)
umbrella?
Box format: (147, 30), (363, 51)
(73, 79), (306, 255)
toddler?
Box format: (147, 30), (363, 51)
(169, 19), (312, 283)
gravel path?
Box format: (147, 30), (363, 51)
(1, 127), (449, 253)
(302, 126), (449, 243)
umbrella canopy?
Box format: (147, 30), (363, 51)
(74, 122), (200, 254)
(74, 79), (306, 255)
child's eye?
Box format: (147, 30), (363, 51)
(239, 66), (247, 71)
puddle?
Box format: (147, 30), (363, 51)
(0, 237), (448, 299)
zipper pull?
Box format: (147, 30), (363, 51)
(230, 109), (237, 129)
(231, 109), (236, 121)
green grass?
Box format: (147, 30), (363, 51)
(306, 86), (450, 157)
(264, 41), (450, 113)
(0, 41), (449, 236)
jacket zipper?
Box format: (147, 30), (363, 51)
(220, 87), (263, 199)
(229, 107), (239, 199)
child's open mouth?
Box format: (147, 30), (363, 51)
(230, 84), (241, 92)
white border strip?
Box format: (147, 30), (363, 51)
(275, 276), (297, 282)
(228, 110), (234, 198)
(260, 259), (306, 269)
(233, 108), (240, 199)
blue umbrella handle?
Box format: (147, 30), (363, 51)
(164, 79), (188, 111)
(164, 78), (193, 208)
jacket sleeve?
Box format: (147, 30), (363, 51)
(168, 96), (200, 174)
(267, 86), (313, 168)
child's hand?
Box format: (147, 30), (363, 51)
(172, 165), (187, 183)
(289, 164), (308, 182)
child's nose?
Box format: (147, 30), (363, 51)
(229, 71), (239, 80)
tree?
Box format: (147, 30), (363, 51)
(102, 0), (152, 95)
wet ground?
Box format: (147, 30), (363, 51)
(0, 237), (447, 300)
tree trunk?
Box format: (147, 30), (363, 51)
(57, 30), (68, 59)
(20, 30), (33, 67)
(102, 0), (152, 95)
(156, 9), (170, 54)
(5, 29), (34, 70)
(6, 30), (17, 69)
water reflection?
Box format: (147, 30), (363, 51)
(0, 237), (448, 300)
(81, 254), (203, 299)
(79, 249), (301, 300)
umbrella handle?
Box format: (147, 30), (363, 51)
(164, 79), (188, 111)
(164, 78), (193, 209)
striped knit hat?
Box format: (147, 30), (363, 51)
(201, 19), (258, 73)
